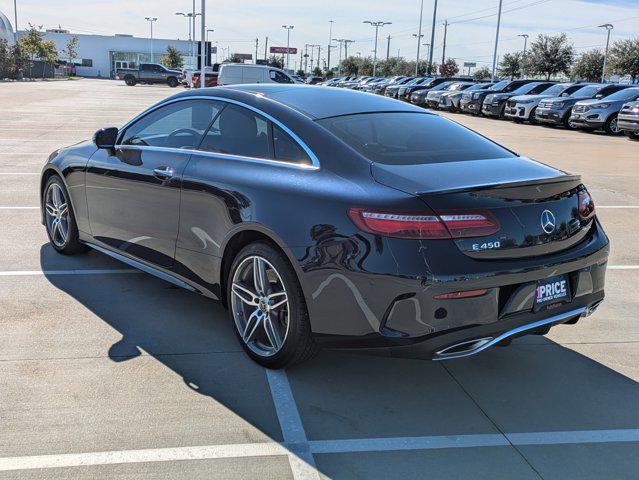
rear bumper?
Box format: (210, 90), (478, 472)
(300, 219), (609, 357)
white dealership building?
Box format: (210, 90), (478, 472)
(1, 10), (197, 78)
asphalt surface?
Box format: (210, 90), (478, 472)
(1, 79), (638, 479)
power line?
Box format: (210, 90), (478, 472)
(450, 0), (553, 25)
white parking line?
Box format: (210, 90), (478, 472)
(0, 207), (39, 210)
(0, 269), (141, 276)
(608, 265), (639, 270)
(1, 429), (639, 473)
(0, 173), (40, 175)
(265, 369), (320, 480)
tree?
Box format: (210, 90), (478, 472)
(312, 66), (322, 77)
(266, 55), (283, 69)
(607, 37), (639, 83)
(473, 66), (491, 81)
(38, 40), (58, 78)
(340, 56), (359, 75)
(296, 69), (305, 77)
(63, 35), (78, 65)
(526, 33), (574, 80)
(439, 58), (459, 77)
(498, 52), (522, 79)
(20, 24), (45, 78)
(228, 53), (247, 63)
(11, 42), (29, 79)
(571, 49), (604, 82)
(160, 45), (183, 69)
(0, 39), (13, 79)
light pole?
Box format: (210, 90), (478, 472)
(282, 25), (294, 70)
(145, 17), (157, 62)
(599, 23), (613, 83)
(13, 0), (18, 41)
(415, 0), (424, 75)
(327, 20), (334, 73)
(200, 0), (205, 87)
(421, 43), (431, 73)
(333, 38), (344, 74)
(427, 0), (438, 75)
(363, 20), (392, 76)
(518, 34), (529, 57)
(206, 29), (214, 42)
(491, 0), (504, 81)
(176, 12), (196, 68)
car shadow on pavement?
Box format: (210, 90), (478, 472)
(40, 245), (639, 478)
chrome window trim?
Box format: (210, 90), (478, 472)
(118, 95), (320, 170)
(115, 144), (319, 171)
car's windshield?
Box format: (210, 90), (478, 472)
(434, 81), (454, 90)
(489, 80), (509, 91)
(542, 84), (570, 96)
(603, 88), (639, 101)
(405, 78), (421, 86)
(318, 112), (515, 165)
(467, 83), (490, 91)
(447, 83), (466, 91)
(511, 83), (540, 95)
(570, 85), (600, 97)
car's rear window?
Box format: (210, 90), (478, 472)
(318, 112), (515, 165)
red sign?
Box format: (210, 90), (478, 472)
(270, 46), (297, 54)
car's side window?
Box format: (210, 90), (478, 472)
(120, 100), (223, 149)
(198, 104), (272, 159)
(273, 125), (311, 164)
(269, 70), (292, 84)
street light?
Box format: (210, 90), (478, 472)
(363, 20), (392, 76)
(517, 33), (529, 57)
(144, 17), (157, 62)
(599, 23), (613, 83)
(413, 32), (424, 74)
(327, 20), (334, 73)
(282, 25), (294, 70)
(490, 0), (504, 81)
(206, 29), (214, 42)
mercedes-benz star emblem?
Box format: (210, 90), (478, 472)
(541, 209), (556, 234)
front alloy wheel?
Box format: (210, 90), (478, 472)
(44, 183), (70, 248)
(231, 255), (289, 357)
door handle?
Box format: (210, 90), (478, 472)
(153, 166), (174, 180)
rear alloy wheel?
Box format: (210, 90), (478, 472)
(228, 243), (318, 368)
(43, 176), (88, 255)
(604, 114), (621, 135)
(167, 77), (178, 88)
(124, 76), (136, 86)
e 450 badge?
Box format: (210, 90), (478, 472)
(472, 241), (501, 251)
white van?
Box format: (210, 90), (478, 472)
(217, 64), (295, 86)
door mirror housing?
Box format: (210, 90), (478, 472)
(93, 127), (118, 149)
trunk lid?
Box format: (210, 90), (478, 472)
(371, 158), (590, 259)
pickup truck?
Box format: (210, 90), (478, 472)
(116, 63), (183, 88)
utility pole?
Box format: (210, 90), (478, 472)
(363, 20), (392, 77)
(264, 37), (268, 60)
(200, 0), (205, 87)
(343, 40), (354, 60)
(304, 44), (309, 73)
(428, 0), (438, 75)
(415, 0), (424, 75)
(491, 0), (503, 81)
(255, 37), (259, 64)
(599, 24), (613, 83)
(333, 38), (344, 74)
(518, 33), (529, 57)
(327, 20), (334, 73)
(281, 25), (294, 70)
(145, 17), (157, 61)
(441, 19), (448, 65)
(13, 0), (18, 41)
(317, 45), (322, 70)
(386, 35), (391, 60)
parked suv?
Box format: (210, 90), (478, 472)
(460, 79), (535, 115)
(534, 83), (629, 128)
(426, 82), (474, 108)
(618, 101), (639, 139)
(482, 81), (556, 118)
(408, 77), (473, 104)
(504, 83), (587, 123)
(385, 77), (416, 98)
(570, 87), (639, 134)
(438, 83), (493, 112)
(397, 77), (432, 101)
(217, 64), (295, 86)
(116, 63), (182, 87)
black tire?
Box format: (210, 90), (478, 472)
(124, 76), (136, 86)
(625, 131), (639, 140)
(227, 242), (319, 368)
(604, 114), (621, 135)
(167, 77), (179, 88)
(43, 175), (89, 255)
(528, 107), (538, 125)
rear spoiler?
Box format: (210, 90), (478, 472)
(420, 174), (582, 197)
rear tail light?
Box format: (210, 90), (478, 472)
(578, 190), (595, 219)
(347, 208), (500, 240)
(434, 289), (488, 300)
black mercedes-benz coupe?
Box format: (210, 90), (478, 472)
(40, 85), (609, 368)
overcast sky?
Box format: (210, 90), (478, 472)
(4, 0), (639, 69)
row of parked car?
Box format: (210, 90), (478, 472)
(322, 75), (639, 139)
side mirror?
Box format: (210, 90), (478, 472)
(93, 127), (118, 149)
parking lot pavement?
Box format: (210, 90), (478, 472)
(1, 79), (639, 479)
